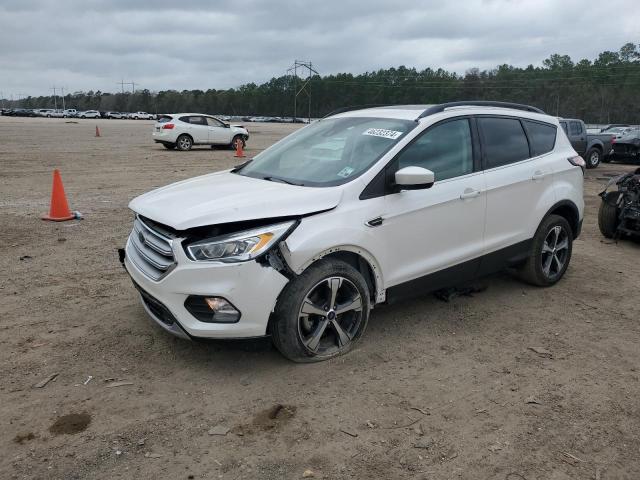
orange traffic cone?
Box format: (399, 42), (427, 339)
(42, 169), (76, 222)
(95, 125), (101, 137)
(234, 137), (245, 158)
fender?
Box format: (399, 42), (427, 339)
(539, 199), (581, 238)
(280, 242), (386, 303)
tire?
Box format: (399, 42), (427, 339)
(230, 135), (246, 150)
(176, 134), (193, 151)
(517, 214), (573, 287)
(162, 143), (176, 150)
(585, 148), (601, 169)
(598, 195), (619, 238)
(81, 115), (86, 119)
(271, 259), (371, 363)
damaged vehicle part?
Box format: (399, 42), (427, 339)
(598, 168), (640, 238)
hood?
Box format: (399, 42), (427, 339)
(129, 171), (342, 230)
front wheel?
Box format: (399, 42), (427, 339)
(585, 148), (601, 169)
(517, 214), (573, 287)
(271, 259), (370, 362)
(230, 135), (246, 150)
(176, 134), (193, 151)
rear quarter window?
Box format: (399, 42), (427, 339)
(478, 117), (530, 169)
(523, 120), (557, 156)
(157, 115), (172, 123)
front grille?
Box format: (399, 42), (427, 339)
(127, 216), (177, 280)
(131, 280), (177, 326)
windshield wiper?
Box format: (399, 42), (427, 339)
(230, 158), (253, 172)
(263, 176), (305, 186)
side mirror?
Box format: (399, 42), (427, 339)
(394, 166), (435, 190)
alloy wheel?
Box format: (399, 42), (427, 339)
(541, 225), (569, 279)
(297, 276), (364, 356)
(178, 137), (192, 150)
(590, 151), (599, 166)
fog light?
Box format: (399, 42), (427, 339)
(184, 296), (241, 323)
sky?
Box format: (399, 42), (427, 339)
(0, 0), (638, 98)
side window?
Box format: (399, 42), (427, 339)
(478, 117), (530, 169)
(523, 120), (557, 156)
(206, 116), (224, 127)
(570, 121), (582, 135)
(189, 116), (207, 126)
(396, 118), (473, 182)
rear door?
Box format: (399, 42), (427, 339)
(206, 116), (232, 144)
(479, 116), (557, 264)
(561, 120), (586, 155)
(181, 116), (209, 143)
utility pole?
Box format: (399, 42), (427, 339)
(50, 86), (59, 110)
(60, 87), (66, 110)
(286, 60), (318, 123)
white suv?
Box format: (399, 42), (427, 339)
(123, 102), (585, 362)
(152, 113), (249, 151)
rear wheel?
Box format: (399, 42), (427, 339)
(163, 143), (176, 150)
(271, 259), (370, 362)
(598, 195), (620, 238)
(585, 148), (601, 169)
(176, 134), (193, 151)
(517, 214), (573, 287)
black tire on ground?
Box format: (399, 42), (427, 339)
(602, 155), (612, 163)
(517, 214), (573, 287)
(176, 134), (193, 151)
(585, 148), (601, 169)
(230, 135), (246, 150)
(163, 143), (176, 150)
(271, 259), (371, 363)
(598, 195), (620, 238)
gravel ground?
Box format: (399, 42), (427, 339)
(1, 116), (640, 480)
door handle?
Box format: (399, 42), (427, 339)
(532, 170), (546, 181)
(460, 188), (480, 200)
(366, 216), (383, 227)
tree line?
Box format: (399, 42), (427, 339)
(6, 42), (640, 123)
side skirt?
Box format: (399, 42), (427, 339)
(385, 239), (532, 304)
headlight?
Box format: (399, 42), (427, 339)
(185, 221), (295, 262)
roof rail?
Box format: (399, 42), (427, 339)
(418, 101), (545, 118)
(322, 104), (391, 119)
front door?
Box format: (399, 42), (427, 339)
(206, 116), (232, 144)
(378, 117), (487, 291)
(186, 116), (209, 143)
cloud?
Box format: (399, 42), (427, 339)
(0, 0), (637, 97)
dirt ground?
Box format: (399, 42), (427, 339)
(1, 116), (640, 480)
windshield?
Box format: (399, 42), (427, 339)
(235, 116), (416, 187)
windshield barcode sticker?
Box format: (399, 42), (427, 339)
(363, 128), (403, 140)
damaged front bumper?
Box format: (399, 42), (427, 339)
(120, 236), (290, 340)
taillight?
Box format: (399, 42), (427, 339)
(611, 136), (616, 144)
(162, 123), (174, 129)
(568, 155), (586, 172)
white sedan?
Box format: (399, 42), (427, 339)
(152, 113), (249, 151)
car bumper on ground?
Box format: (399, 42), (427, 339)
(123, 236), (289, 340)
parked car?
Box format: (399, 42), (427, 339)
(105, 111), (125, 119)
(600, 124), (629, 132)
(122, 101), (585, 362)
(78, 110), (100, 119)
(151, 113), (249, 151)
(559, 118), (614, 168)
(63, 109), (77, 118)
(131, 111), (154, 120)
(36, 109), (55, 117)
